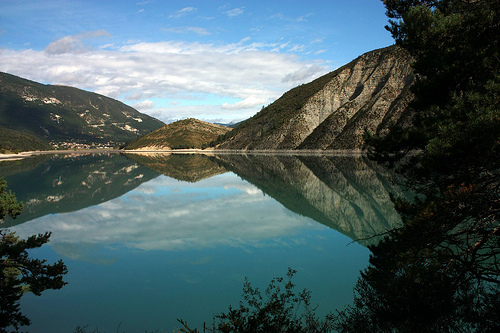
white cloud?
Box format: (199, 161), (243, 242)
(163, 26), (211, 36)
(44, 30), (110, 55)
(222, 96), (268, 110)
(282, 64), (325, 83)
(225, 7), (244, 17)
(169, 7), (197, 18)
(131, 100), (155, 110)
(0, 33), (329, 122)
(268, 13), (312, 23)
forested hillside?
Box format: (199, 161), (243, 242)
(0, 72), (164, 151)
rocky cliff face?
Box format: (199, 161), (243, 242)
(216, 46), (414, 150)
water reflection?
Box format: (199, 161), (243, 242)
(124, 152), (227, 182)
(4, 152), (406, 247)
(15, 172), (325, 256)
(3, 152), (497, 331)
(0, 153), (159, 227)
(213, 153), (408, 245)
(4, 153), (377, 332)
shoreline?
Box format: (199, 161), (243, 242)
(0, 148), (367, 162)
(122, 148), (366, 156)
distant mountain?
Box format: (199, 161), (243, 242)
(0, 72), (164, 150)
(214, 46), (414, 150)
(124, 118), (231, 150)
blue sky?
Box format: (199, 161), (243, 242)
(0, 0), (394, 124)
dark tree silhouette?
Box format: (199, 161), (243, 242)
(0, 178), (68, 331)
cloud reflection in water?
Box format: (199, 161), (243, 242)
(12, 172), (325, 256)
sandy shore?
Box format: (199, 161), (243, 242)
(0, 152), (36, 161)
(0, 149), (122, 162)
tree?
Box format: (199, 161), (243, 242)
(336, 1), (500, 331)
(334, 181), (500, 332)
(177, 268), (334, 333)
(0, 178), (23, 222)
(0, 178), (67, 332)
(368, 0), (500, 173)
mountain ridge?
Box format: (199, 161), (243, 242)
(0, 71), (164, 150)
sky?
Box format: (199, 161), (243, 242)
(0, 0), (394, 124)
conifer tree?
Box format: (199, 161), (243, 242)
(0, 178), (67, 331)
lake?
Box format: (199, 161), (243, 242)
(1, 152), (406, 332)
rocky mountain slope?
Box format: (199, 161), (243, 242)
(215, 45), (414, 150)
(0, 72), (164, 149)
(125, 118), (231, 150)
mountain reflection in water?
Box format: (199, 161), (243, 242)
(0, 153), (160, 227)
(212, 153), (408, 246)
(2, 152), (407, 246)
(4, 152), (383, 332)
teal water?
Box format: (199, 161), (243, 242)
(2, 153), (404, 332)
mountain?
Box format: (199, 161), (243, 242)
(214, 46), (414, 150)
(124, 118), (231, 150)
(0, 72), (164, 149)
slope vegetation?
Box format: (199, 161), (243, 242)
(125, 118), (231, 150)
(0, 125), (52, 152)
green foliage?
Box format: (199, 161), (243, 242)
(334, 178), (500, 332)
(178, 268), (334, 333)
(0, 125), (52, 153)
(0, 178), (23, 222)
(371, 0), (500, 173)
(0, 179), (68, 331)
(348, 1), (500, 331)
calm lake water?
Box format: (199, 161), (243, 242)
(1, 152), (406, 332)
